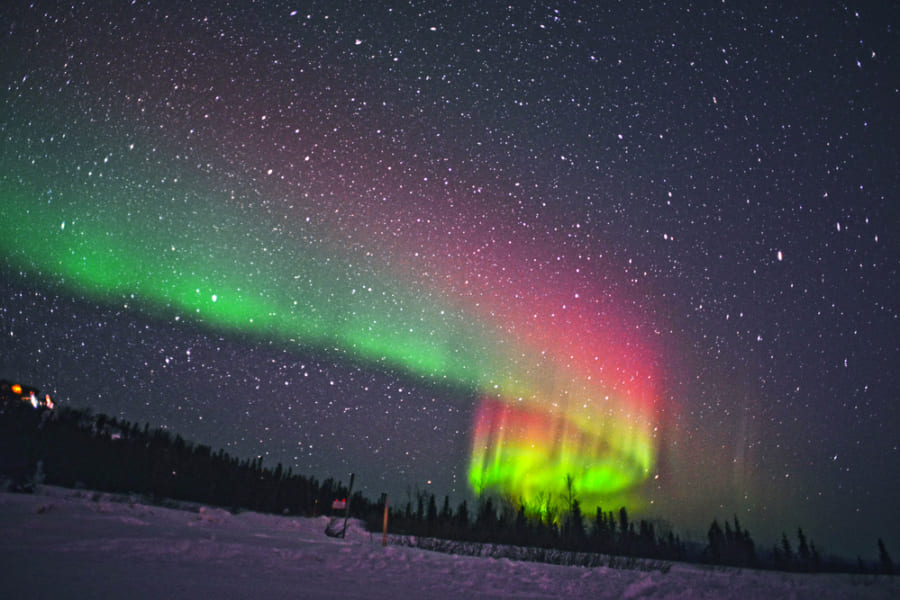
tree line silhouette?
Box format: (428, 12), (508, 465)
(0, 398), (359, 517)
(0, 395), (894, 575)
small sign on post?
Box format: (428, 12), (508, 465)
(324, 473), (355, 539)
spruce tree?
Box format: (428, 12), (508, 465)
(566, 498), (586, 549)
(456, 499), (469, 530)
(440, 495), (452, 522)
(427, 494), (438, 529)
(781, 532), (794, 570)
(619, 507), (629, 541)
(796, 528), (810, 571)
(514, 503), (528, 545)
(707, 520), (724, 563)
(878, 538), (894, 575)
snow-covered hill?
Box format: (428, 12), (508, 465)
(2, 487), (895, 599)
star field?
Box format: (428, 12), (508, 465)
(2, 1), (897, 558)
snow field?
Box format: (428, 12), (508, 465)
(2, 487), (895, 599)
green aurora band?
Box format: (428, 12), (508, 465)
(1, 163), (661, 516)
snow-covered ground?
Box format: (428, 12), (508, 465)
(2, 487), (895, 599)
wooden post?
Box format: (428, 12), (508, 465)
(341, 472), (355, 538)
(382, 495), (389, 547)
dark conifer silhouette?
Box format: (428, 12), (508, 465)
(456, 499), (469, 531)
(440, 495), (452, 524)
(810, 541), (821, 572)
(426, 493), (438, 533)
(797, 528), (810, 571)
(708, 520), (725, 563)
(781, 532), (794, 569)
(878, 538), (894, 575)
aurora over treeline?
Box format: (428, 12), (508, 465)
(3, 1), (897, 559)
(2, 153), (663, 514)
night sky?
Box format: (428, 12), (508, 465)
(2, 2), (897, 559)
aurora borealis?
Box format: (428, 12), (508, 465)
(2, 1), (897, 559)
(1, 128), (663, 513)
